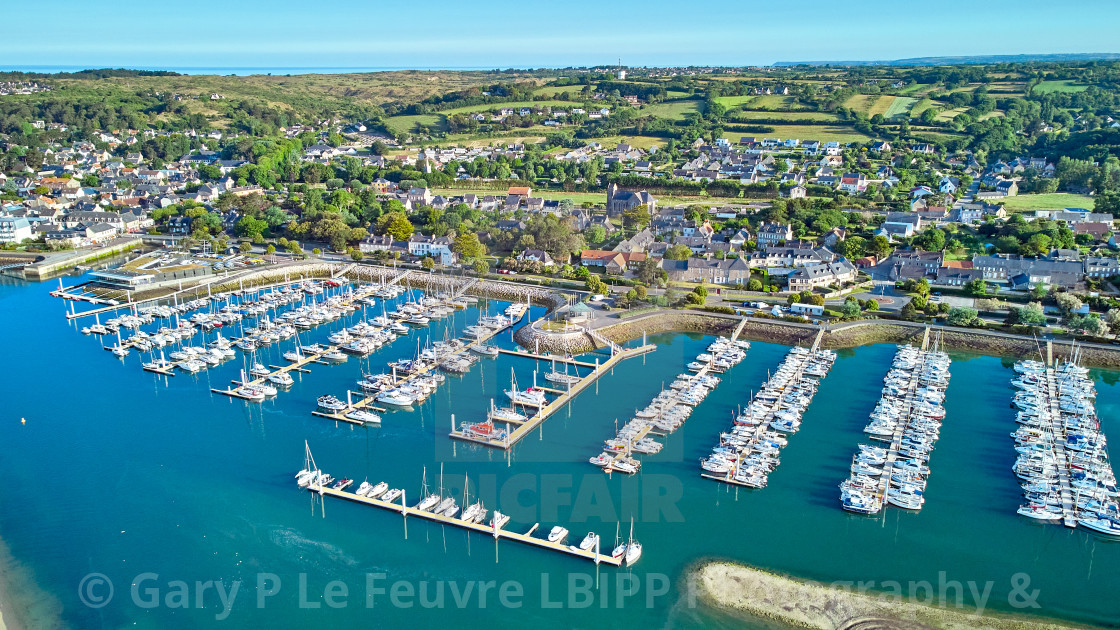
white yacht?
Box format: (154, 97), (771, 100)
(346, 409), (382, 424)
(578, 532), (599, 551)
(547, 526), (568, 543)
(268, 372), (295, 387)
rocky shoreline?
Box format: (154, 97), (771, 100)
(694, 562), (1091, 630)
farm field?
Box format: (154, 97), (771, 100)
(1032, 80), (1089, 94)
(383, 113), (445, 134)
(742, 95), (807, 110)
(593, 135), (666, 150)
(721, 123), (870, 143)
(442, 100), (582, 115)
(882, 96), (917, 118)
(935, 107), (969, 122)
(843, 94), (876, 113)
(712, 95), (757, 108)
(531, 85), (577, 97)
(731, 110), (837, 121)
(998, 193), (1095, 212)
(637, 99), (701, 120)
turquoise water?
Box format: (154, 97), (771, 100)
(1, 274), (1119, 629)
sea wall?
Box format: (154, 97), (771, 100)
(515, 308), (1120, 368)
(23, 237), (143, 280)
(359, 269), (567, 310)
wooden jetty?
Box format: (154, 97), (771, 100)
(495, 348), (598, 369)
(211, 345), (341, 400)
(451, 343), (657, 449)
(305, 483), (623, 565)
(310, 316), (522, 425)
(1042, 366), (1079, 528)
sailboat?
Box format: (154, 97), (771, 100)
(416, 466), (441, 511)
(505, 367), (547, 406)
(544, 357), (580, 385)
(461, 474), (486, 523)
(283, 340), (304, 362)
(434, 464), (455, 515)
(624, 517), (642, 565)
(611, 522), (626, 559)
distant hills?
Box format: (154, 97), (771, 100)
(774, 53), (1120, 67)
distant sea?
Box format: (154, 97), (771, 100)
(0, 65), (502, 76)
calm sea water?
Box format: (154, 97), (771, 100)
(1, 273), (1119, 629)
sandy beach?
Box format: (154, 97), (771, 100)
(694, 561), (1095, 630)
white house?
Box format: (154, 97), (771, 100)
(408, 234), (456, 265)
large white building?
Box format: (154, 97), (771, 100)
(0, 216), (32, 243)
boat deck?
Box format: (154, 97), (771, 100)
(310, 316), (520, 425)
(307, 483), (622, 565)
(495, 348), (599, 369)
(1043, 368), (1079, 528)
(451, 344), (657, 449)
(211, 344), (341, 400)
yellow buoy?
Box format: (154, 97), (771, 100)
(21, 418), (26, 425)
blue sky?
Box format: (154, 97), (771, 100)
(4, 0), (1118, 70)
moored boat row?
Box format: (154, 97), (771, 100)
(592, 337), (750, 474)
(702, 346), (835, 487)
(1011, 353), (1119, 535)
(840, 344), (951, 515)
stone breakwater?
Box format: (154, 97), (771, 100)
(694, 562), (1087, 630)
(515, 311), (742, 355)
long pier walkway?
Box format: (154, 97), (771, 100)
(1042, 368), (1078, 527)
(450, 343), (657, 449)
(305, 482), (622, 565)
(309, 317), (520, 425)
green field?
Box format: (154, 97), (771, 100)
(638, 100), (700, 120)
(532, 85), (583, 97)
(909, 98), (937, 117)
(594, 135), (666, 150)
(843, 94), (877, 114)
(384, 114), (445, 134)
(722, 124), (870, 144)
(935, 107), (969, 122)
(1033, 80), (1089, 94)
(731, 110), (837, 121)
(883, 96), (917, 119)
(742, 95), (805, 110)
(998, 193), (1095, 212)
(442, 100), (583, 115)
(713, 95), (757, 108)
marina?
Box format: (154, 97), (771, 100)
(839, 342), (952, 515)
(8, 270), (1120, 629)
(73, 273), (514, 411)
(1011, 353), (1119, 534)
(700, 345), (836, 487)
